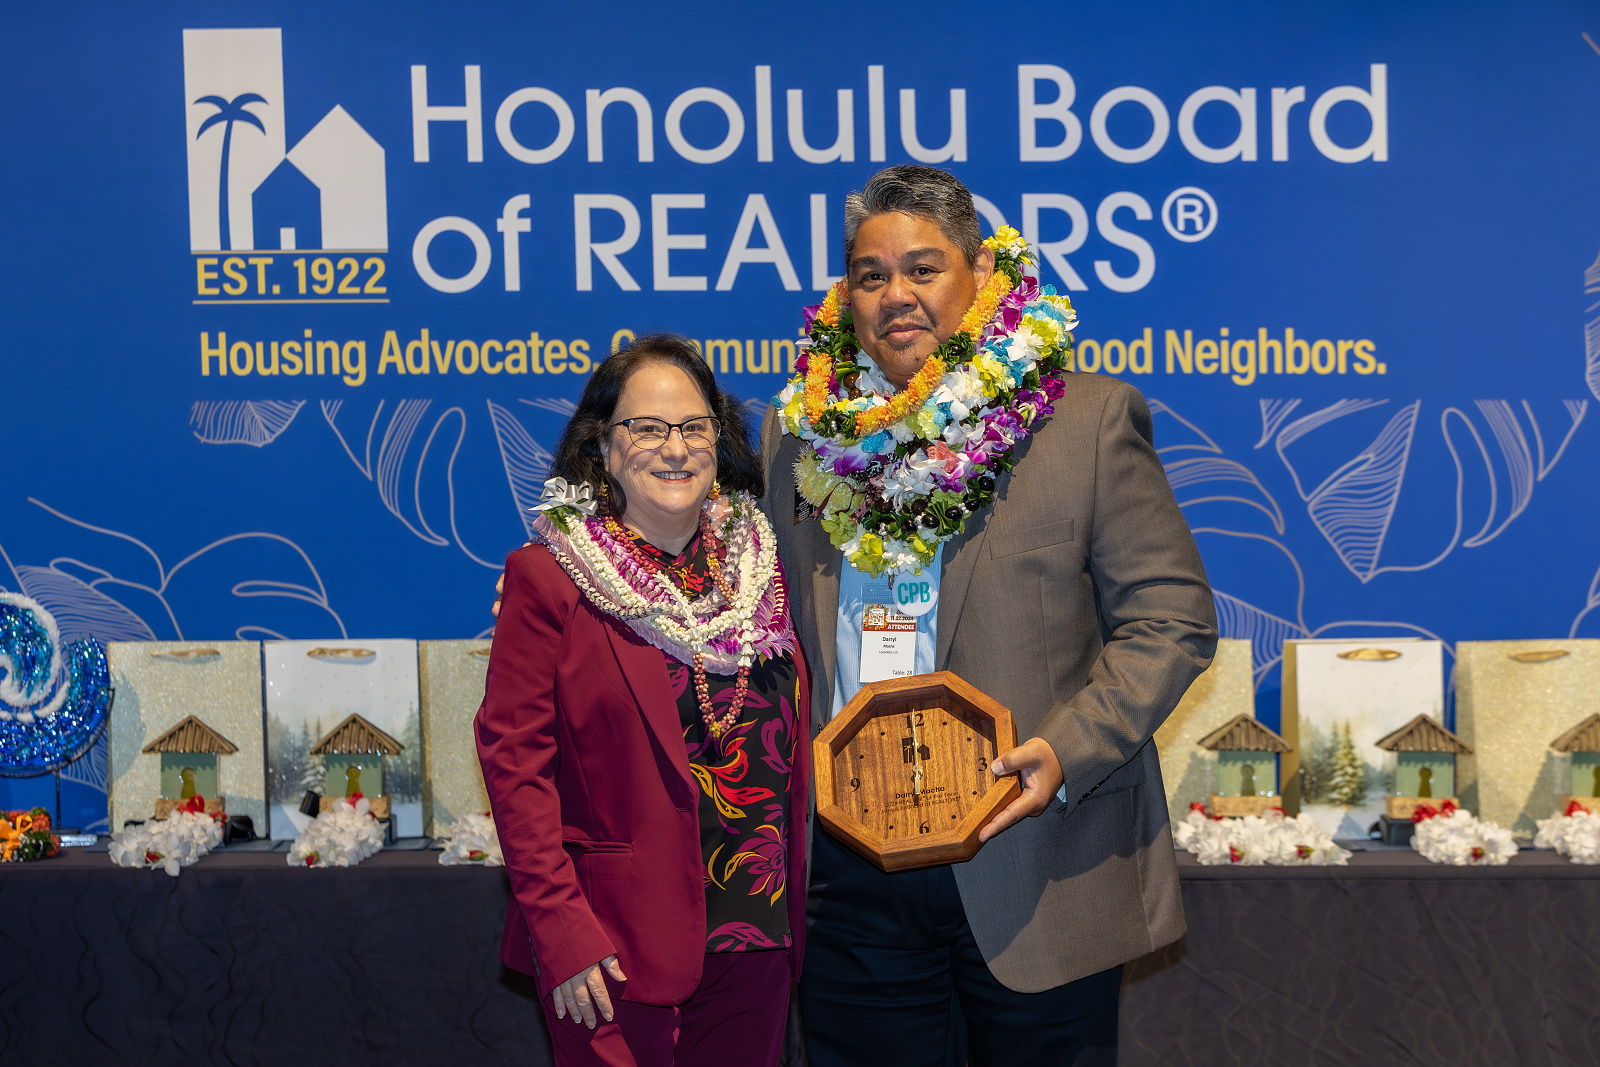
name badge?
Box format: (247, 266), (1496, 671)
(858, 604), (918, 684)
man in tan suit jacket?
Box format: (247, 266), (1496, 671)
(763, 165), (1217, 1065)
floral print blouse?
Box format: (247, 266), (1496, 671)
(628, 527), (798, 953)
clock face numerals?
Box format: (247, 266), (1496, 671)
(832, 700), (1003, 843)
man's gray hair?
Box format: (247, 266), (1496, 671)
(843, 165), (982, 266)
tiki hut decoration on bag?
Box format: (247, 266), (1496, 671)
(310, 713), (404, 820)
(142, 715), (238, 818)
(1549, 713), (1600, 813)
(1195, 714), (1291, 817)
(1374, 714), (1472, 820)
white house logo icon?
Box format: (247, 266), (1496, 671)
(182, 28), (386, 252)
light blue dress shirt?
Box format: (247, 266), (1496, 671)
(830, 546), (942, 719)
(828, 544), (1062, 800)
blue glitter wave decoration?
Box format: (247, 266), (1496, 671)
(0, 592), (113, 776)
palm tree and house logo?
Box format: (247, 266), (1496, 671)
(193, 92), (267, 251)
(183, 28), (388, 254)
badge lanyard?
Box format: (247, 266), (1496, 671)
(858, 566), (940, 685)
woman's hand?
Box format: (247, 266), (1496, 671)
(551, 955), (627, 1028)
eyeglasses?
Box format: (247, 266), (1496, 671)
(608, 415), (721, 450)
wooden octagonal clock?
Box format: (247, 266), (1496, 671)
(813, 671), (1021, 872)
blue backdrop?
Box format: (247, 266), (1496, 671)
(5, 2), (1598, 828)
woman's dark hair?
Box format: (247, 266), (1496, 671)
(550, 333), (764, 515)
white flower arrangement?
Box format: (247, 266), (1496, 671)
(287, 796), (384, 868)
(1410, 806), (1517, 866)
(1174, 806), (1350, 866)
(108, 809), (223, 877)
(436, 812), (504, 866)
(1532, 804), (1600, 864)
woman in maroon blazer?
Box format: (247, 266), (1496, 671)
(476, 335), (809, 1066)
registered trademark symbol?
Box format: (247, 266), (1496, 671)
(1162, 187), (1217, 243)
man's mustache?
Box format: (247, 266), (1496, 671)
(876, 314), (933, 337)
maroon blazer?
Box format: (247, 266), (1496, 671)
(476, 543), (810, 1005)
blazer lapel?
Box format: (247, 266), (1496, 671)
(935, 507), (991, 669)
(602, 619), (695, 805)
(936, 421), (1045, 668)
(775, 433), (841, 732)
(808, 531), (840, 730)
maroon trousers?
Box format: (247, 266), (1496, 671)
(539, 951), (791, 1067)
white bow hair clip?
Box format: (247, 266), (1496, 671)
(530, 477), (598, 516)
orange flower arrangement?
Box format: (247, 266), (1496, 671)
(815, 279), (845, 328)
(958, 271), (1014, 339)
(802, 351), (837, 424)
(799, 271), (1010, 438)
(0, 807), (58, 862)
(854, 356), (946, 436)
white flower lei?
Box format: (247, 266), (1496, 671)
(1174, 807), (1351, 866)
(437, 812), (504, 866)
(1411, 807), (1518, 866)
(288, 796), (385, 868)
(108, 810), (223, 877)
(1533, 806), (1600, 864)
(533, 489), (793, 673)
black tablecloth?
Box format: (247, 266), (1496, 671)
(3, 848), (1596, 1066)
(1, 849), (550, 1066)
(1120, 851), (1600, 1066)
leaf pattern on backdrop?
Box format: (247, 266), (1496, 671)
(189, 400), (305, 446)
(1585, 248), (1600, 403)
(1, 500), (345, 643)
(321, 398), (502, 567)
(1265, 397), (1585, 583)
(486, 400), (560, 542)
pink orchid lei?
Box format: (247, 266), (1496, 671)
(774, 227), (1078, 577)
(533, 490), (796, 672)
